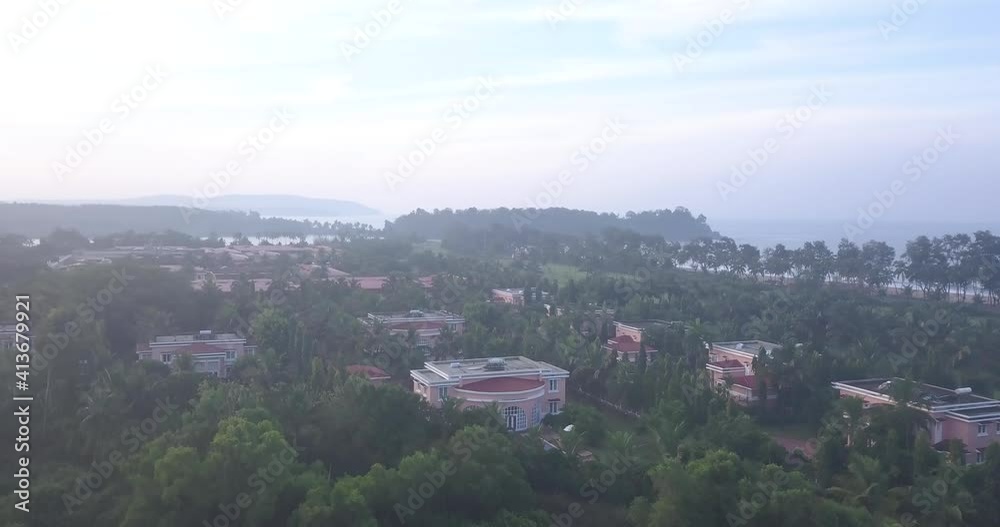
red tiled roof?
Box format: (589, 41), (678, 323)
(347, 365), (391, 380)
(458, 378), (545, 393)
(709, 359), (744, 369)
(174, 342), (225, 354)
(610, 335), (640, 351)
(351, 277), (390, 290)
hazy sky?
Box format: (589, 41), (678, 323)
(2, 0), (997, 221)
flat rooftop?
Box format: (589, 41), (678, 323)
(151, 332), (244, 343)
(714, 340), (781, 355)
(368, 310), (464, 322)
(413, 356), (569, 384)
(615, 319), (679, 330)
(835, 378), (998, 407)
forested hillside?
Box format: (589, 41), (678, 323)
(387, 207), (717, 242)
(0, 203), (358, 238)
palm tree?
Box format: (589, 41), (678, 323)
(826, 453), (904, 517)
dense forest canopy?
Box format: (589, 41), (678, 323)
(2, 220), (1000, 526)
(387, 207), (717, 242)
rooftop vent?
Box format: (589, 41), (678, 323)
(735, 343), (744, 349)
(484, 358), (506, 371)
(878, 380), (893, 392)
(955, 387), (973, 395)
(408, 310), (424, 317)
(450, 362), (461, 369)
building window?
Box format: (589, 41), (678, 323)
(503, 406), (527, 431)
(226, 350), (236, 360)
(161, 353), (172, 364)
(531, 404), (540, 426)
(996, 422), (1000, 435)
(438, 386), (448, 400)
(978, 423), (989, 437)
(548, 379), (558, 392)
(977, 450), (985, 464)
(548, 401), (560, 414)
(140, 352), (152, 361)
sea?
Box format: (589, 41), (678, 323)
(709, 218), (1000, 254)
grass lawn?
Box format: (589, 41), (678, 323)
(572, 398), (661, 463)
(543, 263), (587, 286)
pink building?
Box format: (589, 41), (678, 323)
(410, 356), (570, 431)
(492, 288), (526, 305)
(344, 276), (436, 291)
(833, 378), (1000, 464)
(706, 340), (781, 405)
(602, 320), (665, 363)
(366, 310), (465, 351)
(492, 288), (549, 306)
(136, 330), (256, 378)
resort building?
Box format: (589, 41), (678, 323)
(136, 330), (256, 378)
(346, 364), (392, 385)
(344, 276), (436, 291)
(706, 340), (781, 405)
(492, 288), (548, 306)
(410, 356), (569, 432)
(366, 310), (465, 350)
(833, 378), (1000, 464)
(602, 320), (668, 363)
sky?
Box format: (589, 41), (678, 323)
(1, 0), (998, 223)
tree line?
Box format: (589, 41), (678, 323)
(679, 232), (1000, 304)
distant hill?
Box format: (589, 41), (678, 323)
(0, 203), (363, 238)
(43, 194), (378, 218)
(387, 207), (717, 242)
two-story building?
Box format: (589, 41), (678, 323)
(706, 340), (781, 405)
(491, 288), (548, 306)
(833, 378), (1000, 464)
(136, 330), (256, 378)
(366, 310), (465, 351)
(602, 320), (667, 363)
(411, 356), (569, 432)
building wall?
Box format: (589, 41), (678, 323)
(945, 418), (1000, 451)
(729, 384), (754, 405)
(836, 388), (1000, 463)
(835, 389), (892, 408)
(618, 349), (658, 363)
(141, 339), (248, 378)
(492, 291), (524, 305)
(708, 348), (754, 370)
(414, 373), (566, 430)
